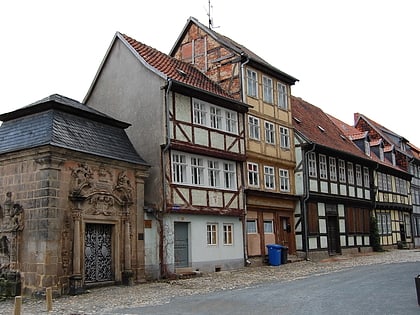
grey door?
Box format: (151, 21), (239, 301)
(85, 223), (113, 282)
(174, 222), (189, 268)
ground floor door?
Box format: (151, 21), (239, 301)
(278, 216), (292, 253)
(84, 223), (113, 283)
(174, 222), (189, 268)
(327, 215), (341, 255)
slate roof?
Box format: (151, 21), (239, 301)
(120, 33), (237, 101)
(170, 17), (298, 85)
(291, 96), (369, 161)
(0, 94), (148, 165)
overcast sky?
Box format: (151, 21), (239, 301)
(2, 0), (419, 144)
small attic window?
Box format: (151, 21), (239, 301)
(340, 134), (347, 141)
(318, 125), (325, 132)
(293, 117), (301, 124)
(176, 68), (187, 77)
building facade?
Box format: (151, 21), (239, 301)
(84, 32), (249, 277)
(170, 17), (299, 260)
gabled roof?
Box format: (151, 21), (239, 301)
(330, 111), (405, 172)
(291, 96), (369, 161)
(327, 114), (368, 141)
(354, 113), (413, 157)
(170, 17), (298, 85)
(0, 94), (148, 165)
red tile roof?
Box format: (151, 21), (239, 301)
(120, 33), (235, 100)
(291, 96), (368, 160)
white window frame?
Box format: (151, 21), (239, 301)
(347, 162), (354, 185)
(207, 223), (218, 245)
(223, 224), (234, 245)
(308, 152), (317, 178)
(279, 168), (290, 192)
(262, 76), (273, 103)
(264, 121), (275, 144)
(356, 164), (363, 186)
(280, 126), (290, 149)
(363, 167), (370, 188)
(277, 82), (288, 110)
(338, 159), (346, 183)
(248, 162), (260, 187)
(246, 69), (258, 97)
(319, 154), (328, 180)
(248, 116), (260, 140)
(247, 220), (257, 234)
(329, 157), (337, 181)
(171, 151), (237, 190)
(192, 99), (238, 134)
(264, 220), (274, 233)
(264, 166), (275, 190)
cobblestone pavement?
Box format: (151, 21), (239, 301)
(2, 249), (420, 315)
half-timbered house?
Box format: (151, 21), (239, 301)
(84, 32), (249, 277)
(170, 17), (299, 261)
(353, 114), (414, 248)
(292, 97), (375, 258)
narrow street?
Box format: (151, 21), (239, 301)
(2, 249), (420, 314)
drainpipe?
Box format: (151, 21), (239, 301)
(302, 143), (316, 260)
(159, 78), (173, 278)
(240, 54), (250, 265)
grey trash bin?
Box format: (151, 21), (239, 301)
(279, 245), (288, 264)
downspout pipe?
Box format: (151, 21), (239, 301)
(302, 143), (316, 260)
(240, 55), (250, 264)
(159, 78), (173, 278)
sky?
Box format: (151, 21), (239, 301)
(1, 0), (419, 144)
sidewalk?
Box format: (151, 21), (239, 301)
(2, 249), (420, 315)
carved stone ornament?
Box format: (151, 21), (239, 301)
(70, 163), (135, 216)
(0, 193), (24, 233)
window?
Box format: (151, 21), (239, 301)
(277, 82), (288, 110)
(248, 116), (260, 140)
(262, 76), (273, 103)
(364, 139), (370, 156)
(208, 160), (220, 187)
(264, 121), (275, 144)
(207, 224), (218, 245)
(377, 213), (391, 235)
(329, 157), (337, 181)
(246, 220), (257, 233)
(223, 224), (233, 245)
(308, 152), (317, 178)
(225, 111), (237, 133)
(319, 155), (328, 180)
(347, 162), (354, 185)
(193, 101), (206, 125)
(264, 220), (273, 233)
(279, 169), (290, 192)
(264, 166), (275, 189)
(192, 99), (238, 134)
(248, 162), (259, 186)
(172, 153), (187, 183)
(171, 151), (237, 189)
(223, 163), (236, 189)
(210, 106), (222, 129)
(280, 126), (290, 149)
(247, 69), (258, 97)
(356, 165), (363, 186)
(191, 157), (204, 185)
(338, 159), (346, 183)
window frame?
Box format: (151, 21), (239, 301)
(264, 121), (275, 144)
(246, 220), (257, 234)
(279, 126), (290, 149)
(263, 220), (274, 234)
(277, 82), (288, 110)
(279, 168), (290, 192)
(319, 154), (328, 180)
(248, 115), (260, 140)
(308, 152), (317, 178)
(262, 75), (274, 104)
(329, 157), (337, 181)
(246, 69), (258, 98)
(207, 223), (218, 246)
(223, 224), (234, 245)
(248, 162), (260, 187)
(264, 165), (275, 190)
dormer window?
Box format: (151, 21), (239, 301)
(364, 139), (371, 156)
(379, 146), (384, 161)
(392, 151), (396, 166)
(401, 141), (406, 152)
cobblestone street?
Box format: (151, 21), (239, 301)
(2, 249), (420, 315)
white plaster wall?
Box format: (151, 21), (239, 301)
(144, 214), (160, 279)
(320, 181), (328, 193)
(309, 237), (318, 249)
(320, 236), (328, 248)
(330, 183), (338, 194)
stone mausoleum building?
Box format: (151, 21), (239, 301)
(0, 94), (149, 296)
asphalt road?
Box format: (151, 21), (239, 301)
(110, 262), (420, 315)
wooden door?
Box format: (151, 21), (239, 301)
(174, 222), (189, 268)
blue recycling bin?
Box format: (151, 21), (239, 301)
(266, 244), (282, 266)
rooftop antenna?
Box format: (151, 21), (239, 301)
(206, 0), (219, 29)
